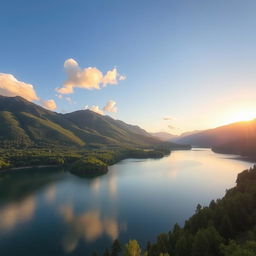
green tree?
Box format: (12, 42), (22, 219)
(124, 240), (141, 256)
(156, 233), (169, 253)
(192, 226), (223, 256)
(220, 240), (256, 256)
(158, 253), (169, 256)
(104, 248), (110, 256)
(220, 214), (234, 239)
(111, 239), (122, 256)
(175, 234), (193, 256)
(196, 204), (202, 213)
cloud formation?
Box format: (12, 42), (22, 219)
(163, 116), (172, 120)
(89, 105), (104, 115)
(87, 100), (117, 115)
(103, 100), (117, 113)
(41, 99), (57, 111)
(0, 73), (58, 111)
(57, 58), (125, 94)
(168, 125), (175, 130)
(0, 73), (39, 101)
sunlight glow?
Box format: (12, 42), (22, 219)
(226, 109), (256, 124)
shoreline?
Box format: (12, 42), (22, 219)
(0, 164), (59, 173)
(0, 147), (191, 174)
(0, 154), (168, 174)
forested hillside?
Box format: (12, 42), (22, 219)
(0, 95), (163, 148)
(0, 95), (190, 171)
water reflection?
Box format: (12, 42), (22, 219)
(90, 178), (101, 194)
(59, 205), (126, 252)
(107, 173), (117, 197)
(44, 185), (56, 204)
(0, 167), (62, 204)
(86, 172), (117, 198)
(0, 149), (253, 256)
(0, 196), (36, 233)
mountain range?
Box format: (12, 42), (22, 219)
(150, 132), (177, 141)
(0, 95), (172, 149)
(1, 95), (254, 160)
(171, 120), (256, 159)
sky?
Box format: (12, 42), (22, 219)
(0, 0), (256, 134)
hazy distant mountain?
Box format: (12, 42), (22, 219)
(170, 130), (202, 143)
(0, 95), (171, 148)
(177, 130), (202, 138)
(150, 132), (177, 141)
(172, 120), (256, 159)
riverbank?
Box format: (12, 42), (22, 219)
(0, 164), (59, 173)
(0, 147), (171, 175)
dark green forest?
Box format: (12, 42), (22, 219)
(0, 146), (172, 175)
(99, 165), (256, 256)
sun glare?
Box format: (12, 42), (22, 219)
(226, 109), (256, 124)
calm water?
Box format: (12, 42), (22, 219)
(0, 149), (254, 256)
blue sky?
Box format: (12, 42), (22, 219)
(0, 0), (256, 134)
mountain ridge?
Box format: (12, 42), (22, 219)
(0, 95), (172, 148)
(172, 119), (256, 159)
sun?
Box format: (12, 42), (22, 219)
(227, 109), (256, 124)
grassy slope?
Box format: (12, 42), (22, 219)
(0, 96), (164, 148)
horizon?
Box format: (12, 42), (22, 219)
(1, 2), (256, 255)
(1, 94), (255, 136)
(0, 0), (256, 134)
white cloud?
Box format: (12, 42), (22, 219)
(0, 73), (39, 101)
(0, 73), (57, 110)
(168, 125), (175, 130)
(103, 100), (117, 113)
(89, 105), (104, 115)
(163, 116), (172, 120)
(102, 68), (118, 86)
(86, 100), (118, 115)
(41, 99), (57, 111)
(119, 75), (126, 81)
(56, 58), (126, 94)
(0, 73), (58, 111)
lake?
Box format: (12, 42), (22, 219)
(0, 148), (254, 256)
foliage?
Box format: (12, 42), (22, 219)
(124, 240), (141, 256)
(220, 240), (256, 256)
(111, 239), (122, 256)
(0, 158), (9, 169)
(69, 156), (108, 176)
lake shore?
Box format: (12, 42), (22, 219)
(0, 164), (59, 173)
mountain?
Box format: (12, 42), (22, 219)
(0, 95), (169, 148)
(212, 137), (256, 160)
(150, 132), (177, 141)
(172, 120), (256, 159)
